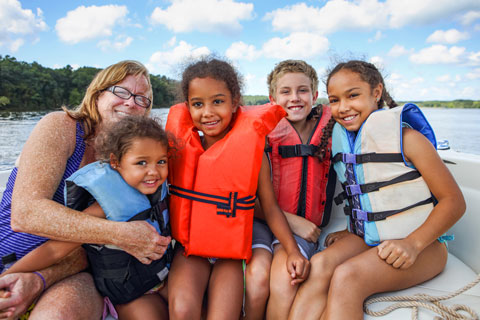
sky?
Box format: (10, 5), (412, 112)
(1, 0), (480, 101)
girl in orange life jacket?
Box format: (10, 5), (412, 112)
(243, 60), (336, 320)
(2, 116), (172, 320)
(166, 57), (309, 320)
(288, 60), (465, 320)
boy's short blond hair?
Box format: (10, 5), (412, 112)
(267, 60), (319, 98)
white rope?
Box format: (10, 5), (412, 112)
(364, 274), (480, 320)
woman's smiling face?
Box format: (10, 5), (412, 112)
(96, 74), (150, 124)
(328, 69), (382, 132)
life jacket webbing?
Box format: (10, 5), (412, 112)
(332, 152), (404, 164)
(334, 170), (422, 205)
(169, 185), (256, 218)
(344, 197), (434, 221)
(130, 201), (169, 234)
(278, 144), (319, 158)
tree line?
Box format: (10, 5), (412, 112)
(1, 55), (478, 111)
(0, 55), (178, 111)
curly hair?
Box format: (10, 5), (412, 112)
(267, 59), (319, 99)
(95, 116), (171, 163)
(180, 56), (243, 106)
(326, 60), (397, 109)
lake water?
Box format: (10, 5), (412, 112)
(0, 107), (478, 171)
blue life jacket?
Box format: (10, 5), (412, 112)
(65, 161), (172, 304)
(331, 103), (436, 246)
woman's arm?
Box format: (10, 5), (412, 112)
(10, 112), (169, 263)
(0, 247), (88, 318)
(3, 202), (105, 275)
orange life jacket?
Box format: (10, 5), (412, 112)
(267, 105), (333, 227)
(166, 103), (286, 261)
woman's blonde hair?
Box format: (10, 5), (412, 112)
(64, 60), (152, 140)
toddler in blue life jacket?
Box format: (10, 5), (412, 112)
(2, 116), (173, 320)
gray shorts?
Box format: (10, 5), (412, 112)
(252, 218), (322, 259)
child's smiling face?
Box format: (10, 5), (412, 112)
(111, 137), (168, 195)
(327, 69), (382, 132)
(271, 72), (318, 126)
(187, 77), (237, 149)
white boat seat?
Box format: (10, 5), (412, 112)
(320, 215), (480, 319)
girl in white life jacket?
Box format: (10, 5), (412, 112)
(288, 60), (465, 320)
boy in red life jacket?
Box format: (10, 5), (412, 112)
(244, 60), (337, 320)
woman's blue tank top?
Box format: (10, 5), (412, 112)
(0, 122), (86, 270)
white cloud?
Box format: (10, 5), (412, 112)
(368, 31), (384, 43)
(436, 74), (451, 82)
(167, 36), (177, 47)
(265, 1), (387, 34)
(264, 0), (480, 34)
(369, 56), (384, 69)
(461, 10), (480, 25)
(426, 29), (469, 44)
(226, 41), (261, 61)
(55, 5), (128, 44)
(388, 44), (413, 57)
(147, 40), (211, 77)
(150, 0), (253, 34)
(0, 0), (47, 51)
(97, 35), (133, 52)
(468, 51), (480, 66)
(261, 32), (329, 59)
(466, 68), (480, 80)
(410, 45), (466, 64)
(386, 0), (480, 28)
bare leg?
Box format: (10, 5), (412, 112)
(288, 234), (368, 320)
(29, 272), (103, 320)
(206, 259), (243, 320)
(244, 248), (272, 320)
(168, 247), (211, 320)
(266, 245), (298, 320)
(116, 293), (168, 320)
(322, 240), (447, 320)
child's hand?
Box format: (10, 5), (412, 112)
(285, 214), (321, 243)
(324, 229), (349, 247)
(377, 238), (420, 269)
(286, 251), (310, 286)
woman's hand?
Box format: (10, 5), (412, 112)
(286, 251), (310, 286)
(324, 229), (350, 247)
(285, 213), (321, 243)
(115, 221), (171, 264)
(0, 273), (44, 319)
(377, 238), (421, 269)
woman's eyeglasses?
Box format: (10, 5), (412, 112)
(104, 86), (151, 108)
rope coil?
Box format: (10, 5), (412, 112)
(364, 274), (480, 320)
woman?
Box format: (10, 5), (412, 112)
(0, 60), (170, 319)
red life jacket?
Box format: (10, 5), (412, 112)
(267, 105), (333, 227)
(166, 103), (286, 261)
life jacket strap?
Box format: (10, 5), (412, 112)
(278, 144), (319, 158)
(344, 198), (434, 221)
(169, 185), (256, 218)
(129, 200), (169, 235)
(332, 152), (404, 164)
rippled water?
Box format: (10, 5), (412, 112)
(0, 107), (478, 171)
